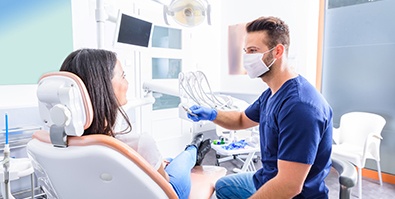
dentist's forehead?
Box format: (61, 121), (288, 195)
(244, 31), (269, 49)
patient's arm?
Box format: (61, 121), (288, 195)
(158, 162), (170, 182)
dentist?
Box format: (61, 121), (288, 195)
(188, 16), (333, 199)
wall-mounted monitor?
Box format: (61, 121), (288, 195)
(113, 12), (153, 48)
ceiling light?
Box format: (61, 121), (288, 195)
(162, 0), (211, 27)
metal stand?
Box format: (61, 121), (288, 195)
(212, 143), (260, 173)
(1, 144), (10, 199)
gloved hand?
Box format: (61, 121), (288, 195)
(187, 105), (217, 122)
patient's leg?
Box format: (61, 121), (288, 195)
(165, 146), (197, 199)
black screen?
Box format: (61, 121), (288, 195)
(117, 14), (152, 47)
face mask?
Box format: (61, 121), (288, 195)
(243, 48), (277, 78)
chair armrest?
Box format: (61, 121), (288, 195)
(372, 134), (383, 140)
(362, 133), (383, 161)
(332, 127), (340, 145)
(331, 157), (357, 188)
(331, 156), (357, 199)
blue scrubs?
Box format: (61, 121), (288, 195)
(215, 75), (333, 199)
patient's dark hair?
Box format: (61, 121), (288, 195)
(246, 16), (290, 53)
(60, 48), (131, 136)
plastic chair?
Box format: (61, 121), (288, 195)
(331, 156), (358, 199)
(332, 112), (386, 199)
(27, 72), (226, 199)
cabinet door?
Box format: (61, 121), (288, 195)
(141, 25), (193, 145)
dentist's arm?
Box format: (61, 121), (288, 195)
(188, 105), (257, 130)
(249, 160), (311, 199)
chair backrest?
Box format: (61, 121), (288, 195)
(27, 72), (178, 199)
(338, 112), (386, 146)
(331, 157), (358, 199)
(36, 71), (93, 146)
(28, 130), (178, 199)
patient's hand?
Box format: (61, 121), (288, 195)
(163, 159), (170, 168)
(158, 162), (170, 182)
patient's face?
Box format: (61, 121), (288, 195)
(112, 60), (128, 106)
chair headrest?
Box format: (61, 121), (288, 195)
(37, 72), (93, 147)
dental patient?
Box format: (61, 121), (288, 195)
(59, 48), (211, 199)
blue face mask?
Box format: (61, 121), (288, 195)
(243, 47), (276, 78)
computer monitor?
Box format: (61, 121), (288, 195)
(113, 11), (153, 48)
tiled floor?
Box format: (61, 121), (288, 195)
(201, 131), (395, 199)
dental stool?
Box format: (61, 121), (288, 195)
(27, 72), (226, 199)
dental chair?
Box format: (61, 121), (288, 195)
(27, 72), (226, 199)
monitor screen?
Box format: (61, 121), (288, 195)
(114, 13), (152, 48)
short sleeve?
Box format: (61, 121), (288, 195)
(277, 102), (324, 165)
(245, 98), (262, 122)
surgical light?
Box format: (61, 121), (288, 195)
(153, 0), (211, 27)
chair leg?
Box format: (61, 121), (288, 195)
(377, 161), (383, 186)
(358, 167), (362, 199)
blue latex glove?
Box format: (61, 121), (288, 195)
(187, 105), (217, 122)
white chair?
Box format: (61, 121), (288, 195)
(27, 72), (226, 199)
(332, 111), (386, 199)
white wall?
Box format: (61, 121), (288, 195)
(0, 84), (43, 136)
(218, 0), (320, 95)
(69, 0), (224, 157)
(0, 0), (321, 157)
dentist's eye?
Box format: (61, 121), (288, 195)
(244, 48), (259, 54)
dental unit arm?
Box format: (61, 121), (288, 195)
(178, 71), (249, 121)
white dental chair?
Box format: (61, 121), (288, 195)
(27, 72), (226, 199)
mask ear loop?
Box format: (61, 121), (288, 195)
(267, 58), (277, 69)
(266, 45), (281, 69)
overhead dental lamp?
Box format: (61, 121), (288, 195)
(153, 0), (211, 27)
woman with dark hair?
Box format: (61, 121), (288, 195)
(60, 48), (211, 199)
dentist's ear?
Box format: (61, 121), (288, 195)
(274, 44), (286, 59)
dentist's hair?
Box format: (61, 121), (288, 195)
(246, 16), (290, 53)
(59, 48), (131, 137)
